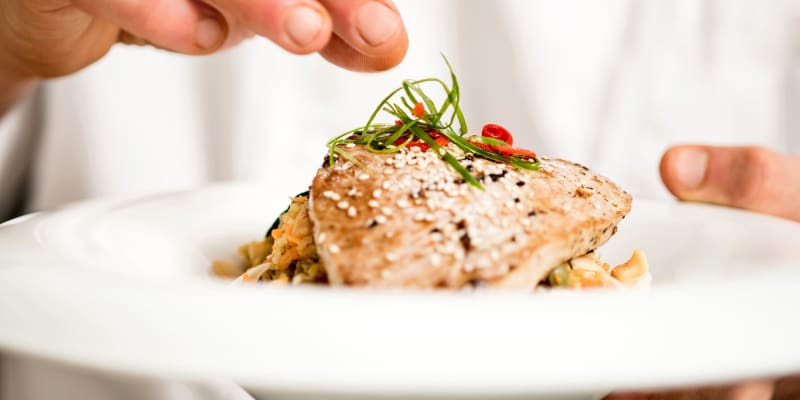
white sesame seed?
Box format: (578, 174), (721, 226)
(372, 189), (382, 198)
(382, 181), (392, 190)
(345, 143), (356, 148)
(322, 190), (341, 201)
(464, 263), (474, 272)
(347, 187), (359, 196)
(381, 207), (392, 216)
(376, 215), (387, 224)
(430, 232), (443, 242)
(397, 199), (410, 208)
(368, 200), (379, 208)
(430, 253), (442, 266)
(358, 173), (370, 181)
(490, 249), (500, 261)
(424, 213), (435, 222)
(414, 212), (425, 221)
(329, 244), (340, 254)
(347, 206), (357, 217)
(337, 201), (349, 209)
(384, 167), (395, 174)
(386, 252), (399, 262)
(318, 233), (327, 243)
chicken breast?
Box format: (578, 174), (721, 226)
(308, 144), (631, 290)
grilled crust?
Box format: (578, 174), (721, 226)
(309, 145), (631, 290)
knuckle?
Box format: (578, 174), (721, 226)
(730, 146), (779, 207)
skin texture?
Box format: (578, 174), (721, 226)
(606, 145), (800, 398)
(0, 0), (408, 114)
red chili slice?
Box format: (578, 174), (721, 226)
(406, 131), (449, 151)
(495, 146), (537, 159)
(412, 102), (425, 118)
(481, 123), (513, 146)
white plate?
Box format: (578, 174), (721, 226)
(1, 183), (799, 400)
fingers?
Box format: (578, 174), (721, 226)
(317, 0), (407, 56)
(214, 0), (407, 70)
(605, 379), (774, 400)
(660, 145), (800, 222)
(72, 0), (229, 54)
(204, 0), (334, 54)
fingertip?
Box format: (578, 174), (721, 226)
(280, 3), (333, 55)
(659, 145), (709, 200)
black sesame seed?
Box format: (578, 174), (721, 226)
(514, 198), (520, 203)
(488, 170), (507, 182)
(459, 233), (472, 252)
(516, 181), (525, 187)
(527, 210), (537, 217)
(455, 220), (467, 230)
(430, 227), (441, 233)
(367, 219), (379, 228)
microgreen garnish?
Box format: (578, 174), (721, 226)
(327, 55), (539, 190)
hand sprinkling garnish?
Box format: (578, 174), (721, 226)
(327, 55), (539, 190)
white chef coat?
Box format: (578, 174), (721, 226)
(2, 1), (799, 399)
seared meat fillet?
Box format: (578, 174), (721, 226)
(309, 144), (631, 290)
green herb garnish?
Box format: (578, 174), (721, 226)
(327, 55), (539, 190)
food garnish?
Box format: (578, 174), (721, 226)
(327, 55), (539, 190)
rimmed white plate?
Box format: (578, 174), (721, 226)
(1, 183), (799, 400)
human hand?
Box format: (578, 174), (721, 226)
(605, 144), (800, 399)
(0, 0), (408, 81)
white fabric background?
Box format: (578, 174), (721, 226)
(1, 1), (800, 399)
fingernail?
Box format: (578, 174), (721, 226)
(673, 148), (709, 189)
(284, 6), (324, 47)
(356, 1), (400, 46)
(195, 17), (225, 50)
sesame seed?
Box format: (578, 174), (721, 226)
(358, 173), (370, 181)
(386, 252), (399, 262)
(368, 200), (379, 208)
(381, 207), (392, 216)
(414, 212), (425, 221)
(329, 244), (340, 254)
(384, 167), (395, 174)
(347, 206), (357, 217)
(347, 187), (359, 197)
(397, 199), (410, 208)
(345, 143), (356, 148)
(382, 181), (392, 190)
(318, 233), (327, 243)
(424, 213), (435, 222)
(430, 232), (443, 242)
(372, 189), (382, 198)
(337, 201), (349, 209)
(376, 215), (388, 224)
(323, 190), (341, 201)
(430, 253), (442, 266)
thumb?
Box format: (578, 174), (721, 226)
(660, 145), (800, 222)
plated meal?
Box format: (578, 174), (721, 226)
(214, 58), (649, 290)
